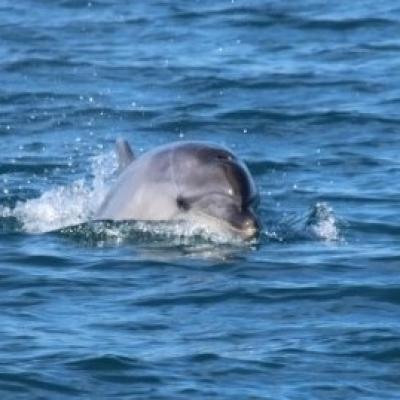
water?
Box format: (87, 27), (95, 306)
(1, 0), (400, 398)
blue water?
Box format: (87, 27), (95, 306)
(1, 1), (400, 398)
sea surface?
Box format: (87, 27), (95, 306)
(1, 1), (400, 399)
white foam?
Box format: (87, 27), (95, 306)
(2, 151), (117, 233)
(307, 202), (340, 242)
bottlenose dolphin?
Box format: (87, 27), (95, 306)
(95, 139), (260, 240)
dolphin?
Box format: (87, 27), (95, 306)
(95, 139), (260, 240)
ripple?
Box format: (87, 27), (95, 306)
(67, 354), (141, 371)
(2, 57), (90, 73)
(0, 372), (83, 396)
(299, 17), (397, 30)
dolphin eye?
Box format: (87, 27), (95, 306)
(177, 196), (190, 211)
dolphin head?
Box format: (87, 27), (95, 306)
(172, 143), (261, 240)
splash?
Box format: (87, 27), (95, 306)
(0, 151), (255, 246)
(306, 202), (340, 242)
(259, 202), (342, 243)
(1, 151), (117, 233)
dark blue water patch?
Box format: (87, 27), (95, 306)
(0, 160), (67, 175)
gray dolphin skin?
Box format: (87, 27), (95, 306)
(95, 139), (261, 240)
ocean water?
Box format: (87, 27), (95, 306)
(1, 0), (400, 398)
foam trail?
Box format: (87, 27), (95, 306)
(1, 151), (117, 233)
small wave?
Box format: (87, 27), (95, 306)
(2, 57), (91, 73)
(226, 9), (397, 30)
(0, 372), (82, 396)
(67, 354), (140, 371)
(0, 91), (78, 106)
(69, 107), (160, 120)
(217, 109), (400, 126)
(299, 16), (397, 30)
(171, 5), (261, 20)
